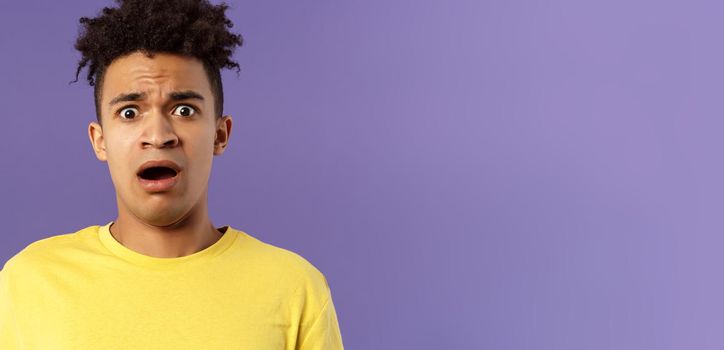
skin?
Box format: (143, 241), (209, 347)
(88, 50), (233, 258)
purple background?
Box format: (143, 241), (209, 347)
(1, 0), (720, 348)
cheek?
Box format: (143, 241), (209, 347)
(104, 135), (136, 178)
(184, 127), (216, 154)
(193, 143), (215, 168)
(187, 137), (216, 176)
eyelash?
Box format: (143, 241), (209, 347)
(116, 104), (198, 119)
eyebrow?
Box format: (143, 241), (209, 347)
(109, 90), (205, 106)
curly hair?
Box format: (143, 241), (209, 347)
(69, 0), (243, 123)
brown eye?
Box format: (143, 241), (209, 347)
(119, 107), (139, 119)
(173, 105), (196, 117)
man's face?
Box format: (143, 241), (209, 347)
(88, 51), (232, 227)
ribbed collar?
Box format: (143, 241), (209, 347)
(97, 221), (239, 269)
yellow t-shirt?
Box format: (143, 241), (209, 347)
(0, 222), (344, 349)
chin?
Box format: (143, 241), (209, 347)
(139, 213), (187, 227)
(133, 204), (191, 227)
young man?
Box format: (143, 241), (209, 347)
(0, 0), (344, 349)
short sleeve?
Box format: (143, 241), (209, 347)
(296, 295), (344, 350)
(0, 265), (21, 349)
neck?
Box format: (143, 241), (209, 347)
(110, 194), (223, 258)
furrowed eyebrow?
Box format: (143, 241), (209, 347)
(109, 92), (146, 106)
(108, 90), (204, 106)
(169, 90), (205, 102)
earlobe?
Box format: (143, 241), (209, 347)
(88, 121), (107, 161)
(213, 132), (227, 155)
(213, 115), (233, 155)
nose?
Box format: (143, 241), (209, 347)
(140, 109), (179, 149)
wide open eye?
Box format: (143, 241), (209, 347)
(172, 105), (196, 117)
(119, 107), (139, 119)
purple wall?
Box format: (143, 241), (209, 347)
(2, 0), (720, 348)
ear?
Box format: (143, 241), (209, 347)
(213, 115), (233, 155)
(88, 121), (107, 161)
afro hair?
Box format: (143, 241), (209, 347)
(70, 0), (244, 123)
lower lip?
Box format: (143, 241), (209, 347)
(137, 173), (179, 192)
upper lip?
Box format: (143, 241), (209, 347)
(136, 160), (182, 176)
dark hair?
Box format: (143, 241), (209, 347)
(69, 0), (243, 123)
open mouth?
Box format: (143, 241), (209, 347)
(137, 166), (178, 180)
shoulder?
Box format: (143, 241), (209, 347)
(1, 225), (100, 275)
(236, 230), (331, 295)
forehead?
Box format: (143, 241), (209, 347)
(101, 51), (212, 104)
